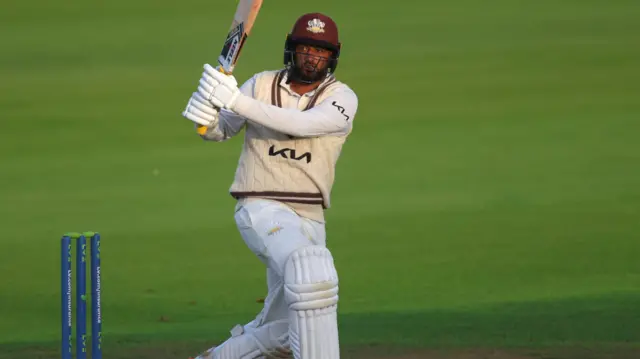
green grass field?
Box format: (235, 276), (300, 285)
(1, 0), (639, 358)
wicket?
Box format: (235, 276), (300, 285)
(61, 232), (102, 359)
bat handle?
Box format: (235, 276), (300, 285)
(195, 65), (232, 136)
(196, 125), (208, 135)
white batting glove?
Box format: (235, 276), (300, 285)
(182, 92), (219, 127)
(197, 64), (241, 110)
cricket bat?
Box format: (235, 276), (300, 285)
(197, 0), (264, 135)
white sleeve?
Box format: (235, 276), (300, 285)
(217, 76), (255, 136)
(231, 86), (358, 137)
(201, 76), (255, 141)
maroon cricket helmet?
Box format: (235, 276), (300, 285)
(284, 13), (342, 82)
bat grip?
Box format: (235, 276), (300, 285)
(195, 66), (231, 135)
(217, 65), (232, 75)
(196, 125), (208, 135)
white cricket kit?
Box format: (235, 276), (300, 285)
(197, 70), (358, 359)
(201, 70), (358, 222)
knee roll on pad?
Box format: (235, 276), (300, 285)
(284, 246), (339, 309)
(284, 246), (340, 359)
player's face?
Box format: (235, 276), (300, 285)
(295, 44), (331, 79)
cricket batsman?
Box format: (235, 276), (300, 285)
(182, 12), (359, 359)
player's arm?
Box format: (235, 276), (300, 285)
(214, 75), (256, 138)
(232, 87), (358, 137)
(207, 108), (246, 141)
(197, 64), (357, 137)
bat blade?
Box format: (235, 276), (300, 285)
(217, 0), (264, 74)
(197, 0), (263, 136)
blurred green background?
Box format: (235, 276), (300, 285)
(1, 0), (639, 358)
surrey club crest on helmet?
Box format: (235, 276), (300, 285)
(306, 18), (326, 34)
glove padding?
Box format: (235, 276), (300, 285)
(197, 64), (241, 110)
(182, 92), (219, 127)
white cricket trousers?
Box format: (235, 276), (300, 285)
(234, 198), (327, 274)
(199, 199), (340, 359)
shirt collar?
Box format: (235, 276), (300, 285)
(279, 70), (336, 97)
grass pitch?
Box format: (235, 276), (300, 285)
(1, 0), (639, 358)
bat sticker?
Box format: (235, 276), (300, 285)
(220, 23), (246, 66)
